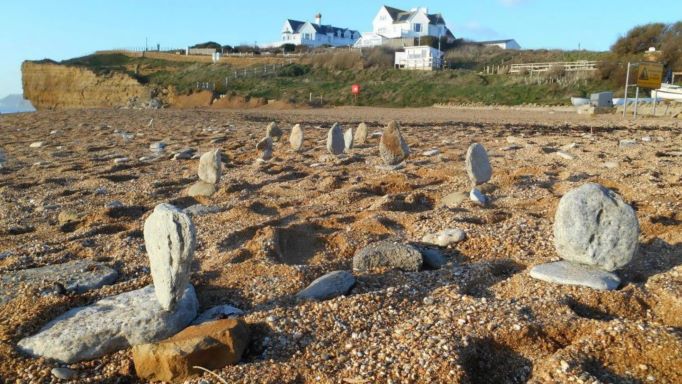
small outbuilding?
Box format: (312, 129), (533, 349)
(394, 46), (443, 70)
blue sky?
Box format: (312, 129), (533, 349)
(1, 0), (680, 97)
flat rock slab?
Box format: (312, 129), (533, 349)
(0, 260), (118, 305)
(192, 305), (244, 325)
(296, 270), (356, 301)
(529, 261), (621, 291)
(18, 285), (198, 363)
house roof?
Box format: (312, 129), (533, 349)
(478, 39), (516, 44)
(381, 5), (447, 25)
(285, 19), (305, 32)
(286, 19), (359, 36)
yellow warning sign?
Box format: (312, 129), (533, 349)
(637, 62), (663, 89)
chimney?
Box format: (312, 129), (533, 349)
(315, 13), (322, 25)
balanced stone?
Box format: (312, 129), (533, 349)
(470, 188), (488, 206)
(265, 122), (282, 141)
(289, 124), (304, 152)
(187, 181), (217, 197)
(198, 149), (221, 184)
(256, 136), (273, 161)
(144, 204), (196, 311)
(296, 270), (356, 301)
(530, 261), (621, 290)
(379, 121), (410, 166)
(465, 143), (492, 185)
(353, 240), (422, 272)
(355, 122), (368, 145)
(554, 183), (639, 271)
(17, 285), (198, 364)
(344, 127), (354, 151)
(326, 123), (345, 156)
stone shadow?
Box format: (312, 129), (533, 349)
(458, 337), (532, 384)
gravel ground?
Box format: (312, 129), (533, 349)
(0, 106), (680, 383)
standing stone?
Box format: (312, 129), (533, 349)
(326, 123), (345, 156)
(554, 183), (639, 271)
(198, 149), (221, 184)
(344, 127), (354, 151)
(256, 137), (273, 161)
(465, 143), (492, 185)
(379, 121), (410, 166)
(144, 204), (196, 311)
(187, 181), (217, 197)
(265, 122), (282, 142)
(355, 122), (368, 145)
(289, 124), (304, 152)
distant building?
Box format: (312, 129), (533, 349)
(356, 5), (455, 48)
(478, 39), (521, 50)
(279, 14), (360, 47)
(395, 46), (443, 70)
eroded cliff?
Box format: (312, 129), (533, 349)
(22, 61), (151, 110)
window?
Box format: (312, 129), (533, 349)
(414, 23), (422, 32)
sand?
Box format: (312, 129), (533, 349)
(0, 106), (680, 383)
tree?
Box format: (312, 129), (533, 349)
(191, 41), (222, 50)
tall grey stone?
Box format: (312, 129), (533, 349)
(198, 149), (221, 184)
(379, 121), (410, 166)
(17, 285), (198, 364)
(353, 240), (423, 272)
(256, 136), (273, 161)
(289, 124), (304, 152)
(554, 183), (639, 271)
(326, 123), (345, 156)
(143, 204), (196, 311)
(355, 122), (368, 145)
(266, 122), (282, 141)
(344, 127), (354, 151)
(465, 143), (492, 185)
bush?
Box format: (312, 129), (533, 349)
(302, 50), (363, 70)
(362, 47), (395, 69)
(279, 64), (310, 77)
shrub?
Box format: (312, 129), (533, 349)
(362, 47), (395, 69)
(279, 64), (310, 77)
(191, 41), (222, 50)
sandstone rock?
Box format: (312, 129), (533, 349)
(192, 305), (244, 325)
(266, 122), (282, 141)
(256, 136), (273, 161)
(132, 318), (249, 383)
(296, 270), (355, 301)
(465, 143), (492, 185)
(198, 149), (221, 184)
(379, 121), (410, 166)
(51, 367), (77, 380)
(144, 204), (196, 311)
(0, 259), (117, 305)
(554, 183), (639, 271)
(326, 123), (345, 156)
(529, 261), (621, 290)
(353, 240), (423, 272)
(344, 127), (354, 151)
(355, 122), (368, 145)
(187, 181), (217, 197)
(470, 188), (488, 206)
(17, 285), (198, 364)
(289, 124), (304, 152)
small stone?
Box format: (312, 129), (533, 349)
(132, 318), (249, 383)
(266, 122), (282, 141)
(379, 121), (410, 166)
(296, 270), (356, 301)
(344, 127), (354, 151)
(422, 149), (440, 156)
(326, 123), (345, 156)
(470, 188), (488, 206)
(501, 145), (522, 151)
(30, 141), (44, 148)
(143, 204), (196, 311)
(420, 248), (445, 269)
(198, 149), (221, 184)
(465, 143), (492, 185)
(105, 200), (124, 209)
(187, 181), (217, 197)
(556, 151), (575, 160)
(289, 124), (304, 152)
(619, 139), (637, 148)
(113, 157), (129, 164)
(438, 191), (468, 208)
(51, 367), (76, 380)
(183, 204), (221, 217)
(192, 305), (244, 325)
(173, 148), (195, 160)
(375, 162), (406, 171)
(554, 183), (639, 271)
(423, 228), (466, 247)
(529, 261), (621, 290)
(641, 136), (652, 142)
(57, 210), (80, 226)
(256, 137), (273, 161)
(602, 161), (619, 169)
(353, 240), (423, 272)
(355, 122), (368, 145)
(149, 142), (166, 153)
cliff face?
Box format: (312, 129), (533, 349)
(22, 61), (151, 110)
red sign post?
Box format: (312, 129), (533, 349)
(351, 84), (361, 105)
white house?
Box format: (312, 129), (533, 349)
(478, 39), (521, 50)
(355, 5), (454, 48)
(394, 46), (443, 70)
(279, 14), (360, 47)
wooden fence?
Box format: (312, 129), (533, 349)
(508, 61), (600, 74)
